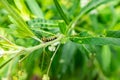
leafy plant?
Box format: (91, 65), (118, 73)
(0, 0), (120, 80)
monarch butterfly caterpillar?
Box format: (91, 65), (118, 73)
(41, 36), (57, 42)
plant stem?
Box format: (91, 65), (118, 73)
(41, 51), (45, 71)
(47, 44), (60, 75)
(0, 49), (24, 69)
(0, 34), (63, 69)
(82, 44), (92, 59)
(18, 53), (30, 63)
(0, 35), (15, 46)
(25, 34), (63, 53)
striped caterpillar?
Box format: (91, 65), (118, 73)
(41, 36), (57, 42)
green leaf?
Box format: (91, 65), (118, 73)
(59, 41), (77, 74)
(78, 31), (92, 37)
(70, 37), (120, 46)
(67, 0), (113, 33)
(89, 14), (99, 32)
(106, 31), (120, 38)
(14, 0), (31, 20)
(0, 0), (35, 38)
(8, 16), (33, 38)
(101, 45), (111, 72)
(25, 49), (43, 78)
(53, 0), (70, 25)
(58, 21), (67, 34)
(27, 18), (60, 36)
(75, 0), (113, 22)
(27, 18), (67, 35)
(27, 18), (59, 28)
(25, 0), (44, 18)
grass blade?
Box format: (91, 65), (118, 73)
(53, 0), (70, 25)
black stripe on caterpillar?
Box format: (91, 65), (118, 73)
(41, 36), (57, 42)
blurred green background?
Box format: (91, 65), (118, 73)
(0, 0), (120, 80)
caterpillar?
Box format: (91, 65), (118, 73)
(41, 36), (57, 42)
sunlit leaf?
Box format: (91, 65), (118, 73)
(0, 0), (35, 38)
(70, 37), (120, 46)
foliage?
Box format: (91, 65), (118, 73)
(0, 0), (120, 80)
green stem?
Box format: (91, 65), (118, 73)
(0, 49), (24, 69)
(82, 44), (92, 59)
(0, 35), (15, 46)
(24, 34), (62, 54)
(0, 57), (13, 69)
(47, 44), (60, 75)
(0, 34), (63, 68)
(25, 34), (63, 52)
(41, 49), (45, 71)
